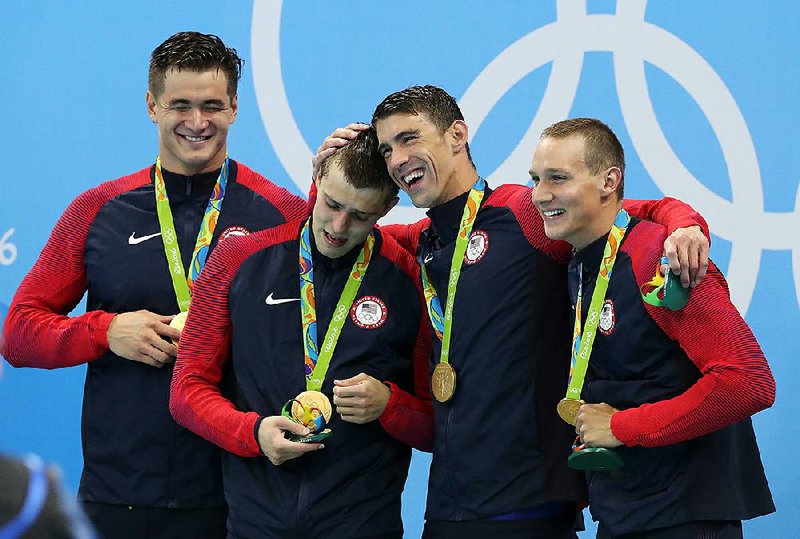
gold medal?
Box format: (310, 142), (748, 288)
(169, 311), (188, 344)
(291, 390), (332, 425)
(557, 398), (585, 426)
(431, 362), (457, 403)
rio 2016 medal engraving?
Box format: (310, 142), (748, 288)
(557, 397), (584, 426)
(432, 362), (457, 403)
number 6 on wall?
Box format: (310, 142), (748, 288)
(1, 228), (18, 266)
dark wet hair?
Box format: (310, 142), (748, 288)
(372, 85), (475, 169)
(148, 31), (243, 98)
(319, 127), (399, 201)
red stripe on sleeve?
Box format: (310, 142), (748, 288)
(623, 196), (710, 242)
(2, 169), (151, 368)
(379, 218), (429, 257)
(611, 221), (774, 447)
(490, 184), (573, 264)
(376, 233), (434, 451)
(170, 223), (299, 457)
(234, 163), (308, 222)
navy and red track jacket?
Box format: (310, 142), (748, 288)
(2, 161), (306, 508)
(170, 220), (433, 538)
(572, 218), (774, 535)
(383, 184), (708, 522)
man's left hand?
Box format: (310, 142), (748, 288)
(333, 373), (391, 424)
(575, 403), (623, 448)
(663, 225), (709, 288)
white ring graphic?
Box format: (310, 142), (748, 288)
(252, 0), (800, 314)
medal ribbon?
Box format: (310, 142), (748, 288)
(299, 219), (374, 392)
(564, 209), (630, 401)
(154, 156), (229, 312)
(420, 177), (486, 363)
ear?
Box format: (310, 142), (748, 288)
(600, 167), (622, 199)
(146, 90), (158, 123)
(229, 94), (238, 124)
(448, 120), (469, 154)
(380, 195), (400, 218)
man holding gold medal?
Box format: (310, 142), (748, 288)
(316, 85), (712, 538)
(531, 118), (775, 538)
(2, 32), (306, 537)
(170, 128), (433, 538)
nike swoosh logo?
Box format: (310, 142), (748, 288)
(265, 292), (301, 306)
(128, 232), (162, 245)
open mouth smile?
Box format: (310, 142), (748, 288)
(323, 231), (346, 247)
(179, 134), (212, 143)
(400, 169), (424, 188)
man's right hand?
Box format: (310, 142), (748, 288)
(107, 310), (181, 367)
(257, 416), (324, 466)
(311, 123), (369, 182)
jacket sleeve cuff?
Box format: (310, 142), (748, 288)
(253, 416), (267, 456)
(378, 381), (401, 426)
(610, 408), (639, 447)
(91, 311), (117, 351)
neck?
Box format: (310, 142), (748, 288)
(436, 167), (480, 206)
(573, 202), (623, 251)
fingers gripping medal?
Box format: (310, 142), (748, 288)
(287, 220), (375, 442)
(168, 311), (187, 345)
(561, 210), (630, 470)
(281, 392), (333, 443)
(421, 178), (486, 403)
(556, 397), (584, 426)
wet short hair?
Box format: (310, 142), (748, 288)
(541, 118), (626, 198)
(372, 85), (475, 169)
(148, 32), (243, 99)
(319, 127), (399, 201)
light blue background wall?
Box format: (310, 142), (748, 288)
(1, 2), (796, 537)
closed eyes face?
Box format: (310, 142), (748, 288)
(146, 68), (237, 176)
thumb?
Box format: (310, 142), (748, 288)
(334, 372), (368, 386)
(276, 416), (310, 436)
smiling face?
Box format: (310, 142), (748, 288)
(146, 67), (237, 175)
(530, 135), (621, 249)
(312, 163), (397, 259)
(375, 113), (470, 208)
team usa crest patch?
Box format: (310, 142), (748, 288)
(350, 296), (388, 329)
(598, 299), (616, 335)
(219, 226), (251, 242)
(464, 230), (489, 265)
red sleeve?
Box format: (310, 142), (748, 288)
(306, 181), (317, 216)
(379, 218), (428, 256)
(169, 228), (289, 458)
(235, 163), (309, 221)
(490, 184), (572, 264)
(376, 234), (434, 451)
(623, 197), (710, 242)
(611, 223), (774, 447)
(1, 171), (149, 368)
